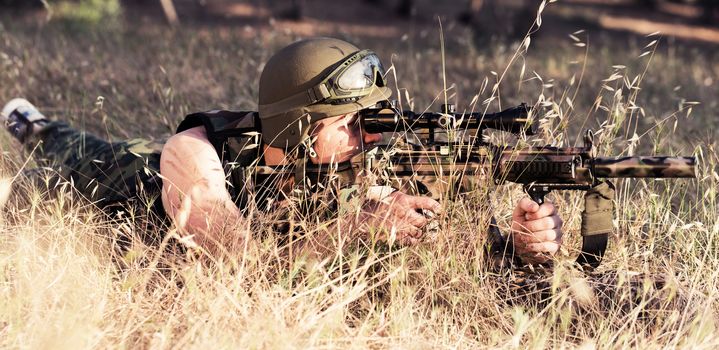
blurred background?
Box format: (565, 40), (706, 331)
(1, 0), (717, 39)
(0, 0), (716, 143)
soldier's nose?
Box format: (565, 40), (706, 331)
(363, 132), (382, 145)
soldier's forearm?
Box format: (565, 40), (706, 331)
(168, 195), (251, 257)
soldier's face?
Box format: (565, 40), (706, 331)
(309, 112), (382, 164)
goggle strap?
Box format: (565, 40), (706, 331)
(309, 84), (332, 104)
(259, 82), (331, 117)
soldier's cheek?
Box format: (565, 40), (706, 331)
(343, 131), (362, 152)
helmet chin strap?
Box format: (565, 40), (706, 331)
(292, 142), (356, 191)
(253, 134), (358, 194)
(297, 159), (356, 190)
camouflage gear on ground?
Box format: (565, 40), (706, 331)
(25, 121), (166, 217)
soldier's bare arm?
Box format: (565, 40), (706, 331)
(510, 197), (563, 264)
(297, 190), (442, 259)
(160, 126), (249, 254)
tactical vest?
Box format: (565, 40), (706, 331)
(176, 110), (267, 211)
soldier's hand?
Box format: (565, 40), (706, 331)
(510, 197), (563, 264)
(360, 191), (441, 246)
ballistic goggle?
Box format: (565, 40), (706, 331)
(315, 49), (387, 104)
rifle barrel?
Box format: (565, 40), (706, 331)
(592, 156), (696, 178)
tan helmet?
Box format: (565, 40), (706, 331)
(258, 37), (391, 149)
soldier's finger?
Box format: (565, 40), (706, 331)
(399, 236), (421, 246)
(523, 216), (562, 233)
(398, 227), (423, 245)
(511, 230), (536, 244)
(512, 229), (560, 244)
(410, 196), (442, 213)
(401, 209), (428, 228)
(406, 226), (425, 239)
(522, 241), (560, 254)
(531, 229), (562, 243)
(513, 197), (539, 219)
(524, 202), (557, 220)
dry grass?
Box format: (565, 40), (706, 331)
(0, 1), (718, 348)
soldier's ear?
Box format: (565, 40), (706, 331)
(308, 120), (326, 137)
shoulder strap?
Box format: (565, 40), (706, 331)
(176, 110), (261, 156)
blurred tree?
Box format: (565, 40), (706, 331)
(0, 0), (43, 7)
(636, 0), (717, 25)
(30, 0), (123, 26)
(458, 0), (485, 23)
(158, 0), (179, 25)
(699, 0), (717, 25)
(459, 0), (537, 41)
(636, 0), (658, 10)
(274, 0), (305, 20)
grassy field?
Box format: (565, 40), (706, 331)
(0, 1), (718, 348)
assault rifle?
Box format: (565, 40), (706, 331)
(357, 101), (696, 268)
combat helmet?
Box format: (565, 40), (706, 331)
(258, 37), (391, 149)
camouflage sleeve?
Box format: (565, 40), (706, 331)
(24, 121), (165, 208)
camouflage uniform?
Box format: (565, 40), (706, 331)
(25, 121), (167, 220)
(22, 117), (340, 238)
(21, 111), (346, 223)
